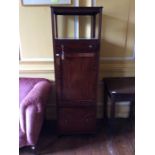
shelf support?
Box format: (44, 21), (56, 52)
(74, 0), (79, 39)
(91, 0), (96, 6)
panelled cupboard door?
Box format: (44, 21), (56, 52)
(54, 39), (100, 106)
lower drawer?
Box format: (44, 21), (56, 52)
(58, 107), (96, 134)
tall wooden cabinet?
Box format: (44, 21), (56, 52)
(51, 7), (102, 134)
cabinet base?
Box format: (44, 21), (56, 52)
(57, 107), (96, 134)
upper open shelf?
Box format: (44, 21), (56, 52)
(51, 7), (103, 40)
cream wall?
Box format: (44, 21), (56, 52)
(19, 5), (53, 59)
(19, 0), (135, 119)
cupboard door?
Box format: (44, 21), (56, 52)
(62, 55), (97, 101)
(55, 40), (99, 105)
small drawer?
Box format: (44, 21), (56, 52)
(58, 107), (96, 134)
(55, 39), (99, 54)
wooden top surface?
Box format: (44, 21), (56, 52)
(104, 77), (135, 95)
(51, 7), (103, 15)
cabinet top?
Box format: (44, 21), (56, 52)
(51, 7), (103, 15)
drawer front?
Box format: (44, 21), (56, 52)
(58, 107), (96, 134)
(55, 39), (100, 54)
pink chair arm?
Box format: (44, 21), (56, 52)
(19, 80), (51, 133)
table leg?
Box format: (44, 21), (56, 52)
(111, 98), (115, 119)
(109, 98), (117, 131)
(103, 85), (108, 121)
(129, 100), (135, 120)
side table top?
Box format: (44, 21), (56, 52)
(103, 77), (135, 95)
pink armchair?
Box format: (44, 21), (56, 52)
(19, 78), (51, 148)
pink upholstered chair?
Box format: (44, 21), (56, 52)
(19, 78), (51, 148)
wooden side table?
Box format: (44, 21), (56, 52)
(103, 77), (135, 121)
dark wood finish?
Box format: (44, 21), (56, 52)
(91, 15), (96, 38)
(54, 39), (99, 134)
(52, 7), (103, 15)
(98, 9), (102, 40)
(55, 39), (100, 53)
(103, 77), (135, 121)
(51, 7), (103, 134)
(104, 77), (135, 95)
(58, 107), (96, 134)
(51, 7), (103, 40)
(55, 40), (99, 106)
(55, 15), (58, 38)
